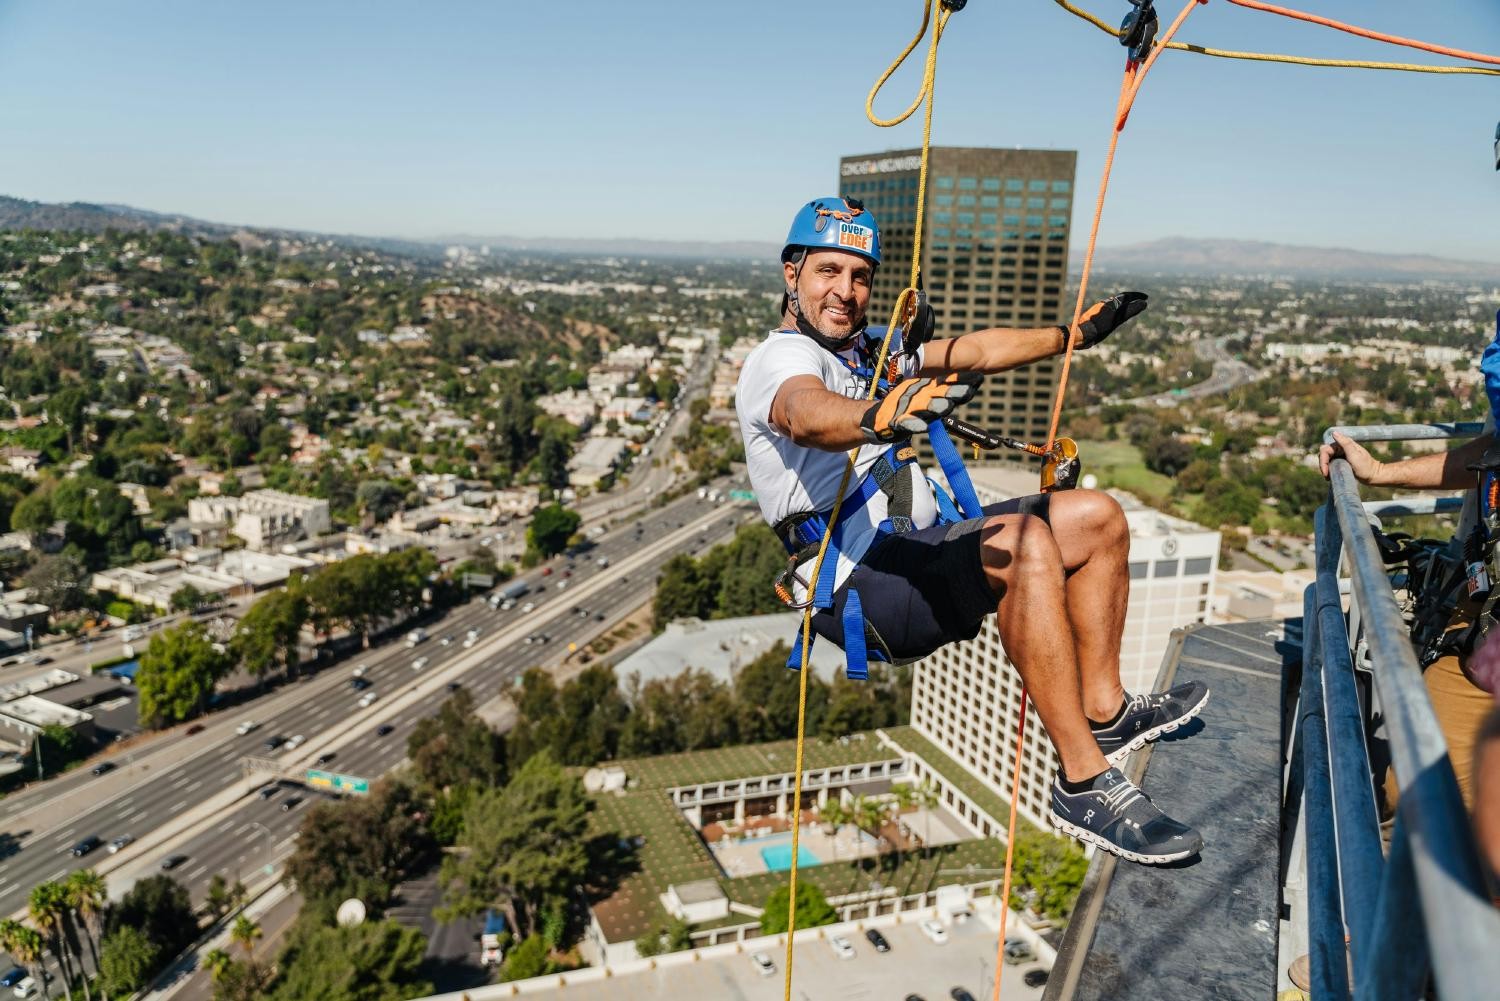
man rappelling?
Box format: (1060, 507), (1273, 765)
(734, 195), (1210, 864)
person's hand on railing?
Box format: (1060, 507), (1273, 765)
(1320, 431), (1383, 483)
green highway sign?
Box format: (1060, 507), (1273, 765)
(729, 489), (755, 502)
(306, 768), (370, 795)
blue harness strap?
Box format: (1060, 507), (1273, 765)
(927, 418), (984, 520)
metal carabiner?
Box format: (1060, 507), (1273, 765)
(774, 561), (816, 610)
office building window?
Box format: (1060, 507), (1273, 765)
(935, 177), (954, 189)
(1029, 180), (1049, 192)
(1026, 215), (1044, 227)
(1049, 215), (1069, 227)
(982, 177), (1001, 191)
(1128, 561), (1149, 580)
(1050, 197), (1071, 210)
(980, 194), (999, 208)
(959, 177), (977, 190)
(1004, 196), (1022, 209)
(1052, 180), (1071, 193)
(935, 194), (954, 207)
(958, 194), (976, 207)
(979, 212), (997, 225)
(1027, 197), (1046, 209)
(1154, 560), (1180, 578)
(1006, 178), (1024, 192)
(1185, 557), (1213, 576)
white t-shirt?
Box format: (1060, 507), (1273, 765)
(735, 327), (939, 600)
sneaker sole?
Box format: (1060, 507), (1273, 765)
(1102, 687), (1211, 766)
(1049, 814), (1201, 864)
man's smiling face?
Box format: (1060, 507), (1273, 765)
(786, 249), (872, 343)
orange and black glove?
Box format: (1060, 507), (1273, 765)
(859, 372), (983, 445)
(1060, 291), (1148, 351)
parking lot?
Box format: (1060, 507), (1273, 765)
(527, 914), (1049, 1001)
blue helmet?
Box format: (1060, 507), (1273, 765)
(782, 196), (882, 266)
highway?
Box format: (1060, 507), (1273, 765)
(0, 483), (755, 929)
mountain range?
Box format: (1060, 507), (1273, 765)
(2, 194), (1494, 281)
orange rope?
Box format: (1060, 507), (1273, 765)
(1225, 0), (1500, 67)
(989, 696), (1030, 1001)
(1045, 0), (1205, 459)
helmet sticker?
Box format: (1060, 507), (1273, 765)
(838, 221), (873, 254)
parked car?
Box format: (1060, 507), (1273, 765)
(827, 934), (855, 959)
(375, 724), (395, 737)
(1023, 970), (1049, 988)
(12, 975), (38, 998)
(280, 796), (303, 812)
(1003, 937), (1035, 965)
(235, 719), (259, 736)
(108, 835), (134, 854)
(949, 990), (978, 1001)
(750, 952), (776, 977)
(919, 920), (948, 945)
(160, 854), (188, 871)
(70, 836), (101, 857)
(864, 928), (890, 953)
(91, 761), (115, 776)
(0, 970), (25, 990)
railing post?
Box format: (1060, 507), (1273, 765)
(1299, 582), (1350, 1001)
(1312, 504), (1384, 981)
(1360, 811), (1430, 1000)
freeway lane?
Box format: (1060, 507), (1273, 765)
(0, 484), (751, 918)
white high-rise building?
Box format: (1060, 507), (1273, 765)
(904, 465), (1221, 833)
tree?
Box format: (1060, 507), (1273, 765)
(734, 645), (829, 743)
(231, 583), (308, 682)
(759, 882), (836, 934)
(65, 869), (108, 981)
(20, 553), (88, 612)
(1, 921), (50, 1000)
(170, 583), (210, 613)
(229, 915), (261, 959)
(10, 488), (54, 538)
(441, 752), (591, 935)
(651, 554), (708, 629)
(407, 688), (506, 797)
(205, 875), (233, 920)
(500, 933), (556, 981)
(819, 798), (850, 862)
(107, 875), (197, 963)
(284, 781), (434, 912)
(30, 881), (86, 1001)
(267, 919), (430, 1001)
(136, 622), (233, 728)
(526, 503), (579, 559)
(355, 480), (403, 525)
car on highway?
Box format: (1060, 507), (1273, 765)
(411, 656), (429, 671)
(70, 836), (101, 857)
(0, 969), (25, 990)
(350, 676), (371, 691)
(108, 835), (134, 854)
(258, 784), (279, 799)
(160, 854), (189, 871)
(556, 580), (569, 591)
(1023, 970), (1049, 988)
(541, 566), (552, 576)
(235, 719), (260, 736)
(375, 724), (395, 737)
(446, 681), (462, 693)
(440, 634), (455, 645)
(91, 761), (115, 776)
(864, 928), (890, 952)
(919, 920), (948, 945)
(280, 796), (304, 812)
(593, 612), (606, 621)
(352, 663), (368, 678)
(314, 752), (336, 767)
(520, 602), (534, 613)
(827, 934), (856, 959)
(185, 723), (205, 736)
(357, 691), (378, 708)
(286, 734), (306, 751)
(750, 952), (776, 977)
(263, 735), (286, 752)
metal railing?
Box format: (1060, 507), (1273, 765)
(1302, 421), (1500, 1000)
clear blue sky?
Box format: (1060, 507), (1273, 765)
(1, 1), (1497, 259)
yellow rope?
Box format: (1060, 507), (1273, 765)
(1052, 0), (1500, 76)
(782, 6), (952, 1000)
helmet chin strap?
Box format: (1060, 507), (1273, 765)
(786, 259), (867, 353)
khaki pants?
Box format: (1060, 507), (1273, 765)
(1383, 639), (1494, 812)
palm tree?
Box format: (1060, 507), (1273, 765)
(3, 921), (51, 1000)
(229, 915), (261, 960)
(891, 783), (917, 869)
(29, 882), (83, 1001)
(819, 798), (850, 862)
(66, 869), (108, 996)
(202, 948), (233, 982)
(914, 780), (941, 853)
(850, 795), (894, 858)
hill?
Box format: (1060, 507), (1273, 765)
(1081, 237), (1498, 282)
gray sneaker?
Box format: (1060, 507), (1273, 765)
(1093, 681), (1210, 765)
(1050, 767), (1203, 864)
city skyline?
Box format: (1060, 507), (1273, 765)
(0, 1), (1498, 259)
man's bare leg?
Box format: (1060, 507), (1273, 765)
(977, 512), (1110, 783)
(1045, 490), (1131, 722)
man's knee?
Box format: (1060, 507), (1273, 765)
(980, 513), (1062, 577)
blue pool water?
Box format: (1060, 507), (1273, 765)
(757, 835), (820, 872)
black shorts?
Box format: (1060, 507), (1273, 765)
(809, 495), (1053, 663)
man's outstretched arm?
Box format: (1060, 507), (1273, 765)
(916, 291), (1148, 376)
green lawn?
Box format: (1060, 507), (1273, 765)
(1074, 439), (1175, 499)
